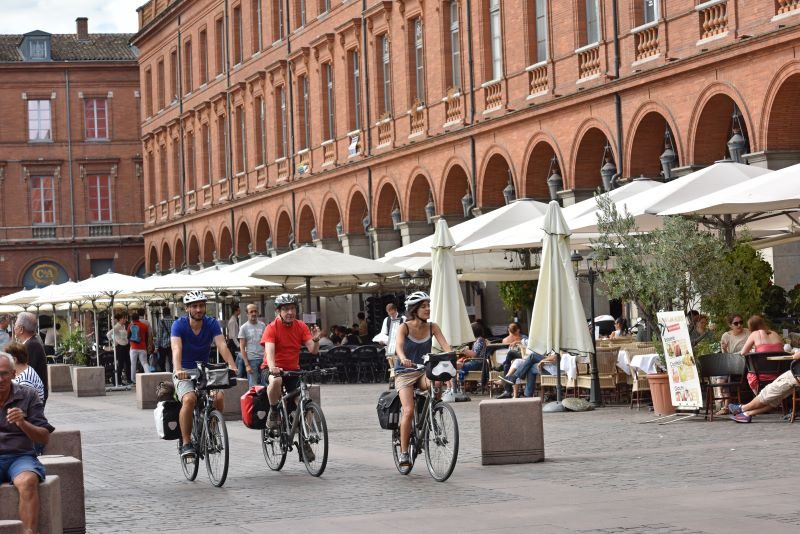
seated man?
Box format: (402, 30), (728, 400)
(0, 351), (54, 534)
(497, 347), (557, 399)
(728, 352), (800, 423)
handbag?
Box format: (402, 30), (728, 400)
(424, 353), (457, 381)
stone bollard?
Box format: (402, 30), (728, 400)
(136, 372), (174, 409)
(479, 397), (545, 465)
(47, 364), (73, 393)
(0, 476), (63, 534)
(38, 456), (85, 534)
(0, 520), (23, 534)
(71, 367), (105, 397)
(42, 430), (83, 461)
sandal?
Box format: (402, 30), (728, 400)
(714, 407), (729, 416)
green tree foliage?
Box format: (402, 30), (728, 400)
(497, 280), (537, 314)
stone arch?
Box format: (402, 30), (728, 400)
(478, 149), (515, 209)
(202, 230), (216, 263)
(187, 234), (200, 265)
(296, 204), (317, 244)
(572, 124), (615, 190)
(147, 244), (159, 273)
(688, 85), (752, 165)
(236, 220), (252, 257)
(764, 67), (800, 152)
(374, 180), (401, 228)
(346, 189), (369, 235)
(254, 215), (271, 252)
(218, 226), (233, 261)
(320, 196), (343, 239)
(627, 110), (680, 179)
(523, 137), (560, 200)
(160, 241), (172, 272)
(173, 238), (185, 270)
(407, 172), (434, 222)
(275, 210), (293, 249)
(441, 162), (471, 217)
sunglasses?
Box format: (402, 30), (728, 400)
(731, 321), (743, 326)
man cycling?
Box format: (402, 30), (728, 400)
(260, 294), (321, 431)
(171, 290), (237, 459)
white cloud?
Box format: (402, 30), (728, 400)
(0, 0), (142, 34)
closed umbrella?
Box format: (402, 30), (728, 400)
(528, 201), (594, 412)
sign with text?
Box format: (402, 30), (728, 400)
(657, 311), (703, 409)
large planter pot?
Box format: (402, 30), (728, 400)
(647, 373), (675, 416)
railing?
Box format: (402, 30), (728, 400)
(201, 184), (213, 207)
(578, 45), (601, 78)
(171, 196), (182, 217)
(483, 80), (502, 111)
(322, 141), (335, 165)
(147, 205), (156, 223)
(776, 0), (800, 15)
(235, 173), (248, 195)
(699, 1), (728, 40)
(255, 166), (268, 189)
(215, 178), (229, 201)
(633, 25), (659, 61)
(88, 224), (112, 237)
(295, 150), (311, 176)
(186, 190), (196, 212)
(444, 92), (462, 124)
(276, 158), (289, 181)
(377, 118), (392, 147)
(409, 107), (425, 137)
(159, 201), (168, 220)
(32, 226), (56, 239)
(527, 64), (548, 96)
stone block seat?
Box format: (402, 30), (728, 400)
(0, 475), (63, 534)
(42, 429), (83, 461)
(71, 367), (105, 397)
(0, 520), (23, 534)
(38, 455), (85, 534)
(47, 364), (73, 393)
(479, 397), (545, 465)
(136, 371), (174, 409)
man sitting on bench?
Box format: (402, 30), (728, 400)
(0, 351), (54, 534)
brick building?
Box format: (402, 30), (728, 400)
(133, 0), (800, 293)
(0, 18), (144, 294)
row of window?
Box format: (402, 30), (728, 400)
(29, 174), (111, 225)
(26, 98), (109, 142)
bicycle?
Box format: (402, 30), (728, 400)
(391, 353), (459, 482)
(178, 362), (235, 487)
(261, 368), (335, 477)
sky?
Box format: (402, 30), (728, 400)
(0, 0), (143, 35)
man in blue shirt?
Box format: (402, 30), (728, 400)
(171, 290), (237, 459)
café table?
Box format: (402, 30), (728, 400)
(629, 354), (660, 375)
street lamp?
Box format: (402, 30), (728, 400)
(310, 227), (318, 242)
(362, 213), (371, 235)
(571, 250), (608, 407)
(461, 189), (474, 218)
(411, 269), (431, 289)
(335, 221), (344, 242)
(424, 193), (436, 225)
(600, 142), (617, 192)
(660, 127), (677, 181)
(727, 105), (747, 164)
(547, 156), (563, 201)
(390, 202), (402, 229)
(502, 170), (516, 205)
(399, 271), (412, 288)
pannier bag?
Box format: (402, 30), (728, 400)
(155, 380), (175, 402)
(241, 385), (270, 429)
(376, 390), (401, 430)
(154, 400), (182, 440)
(197, 363), (235, 390)
(424, 353), (458, 381)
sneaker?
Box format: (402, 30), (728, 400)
(498, 375), (515, 386)
(301, 441), (316, 463)
(496, 391), (512, 399)
(398, 452), (411, 467)
(442, 389), (456, 403)
(267, 408), (281, 429)
(727, 403), (743, 415)
(179, 443), (196, 459)
(731, 412), (752, 423)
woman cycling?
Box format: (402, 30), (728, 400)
(394, 291), (452, 468)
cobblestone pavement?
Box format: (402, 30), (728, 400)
(44, 384), (798, 533)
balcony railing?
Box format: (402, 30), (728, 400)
(527, 64), (548, 96)
(322, 141), (335, 165)
(235, 173), (248, 195)
(699, 1), (728, 40)
(201, 184), (213, 207)
(776, 0), (800, 15)
(483, 80), (503, 111)
(159, 201), (168, 220)
(578, 45), (601, 79)
(276, 158), (289, 181)
(409, 106), (425, 137)
(377, 117), (392, 147)
(88, 224), (112, 237)
(296, 150), (311, 176)
(633, 25), (659, 61)
(255, 166), (268, 189)
(444, 91), (463, 124)
(171, 196), (182, 217)
(32, 226), (56, 239)
(147, 205), (156, 223)
(215, 178), (229, 201)
(186, 190), (196, 212)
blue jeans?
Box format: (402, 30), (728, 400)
(235, 353), (246, 378)
(247, 358), (263, 387)
(458, 359), (484, 384)
(505, 352), (546, 398)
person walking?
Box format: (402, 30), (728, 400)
(155, 307), (175, 372)
(0, 315), (11, 350)
(238, 304), (266, 387)
(127, 312), (152, 385)
(227, 307), (244, 378)
(108, 314), (130, 385)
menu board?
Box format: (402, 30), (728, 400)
(657, 311), (703, 409)
(386, 319), (402, 356)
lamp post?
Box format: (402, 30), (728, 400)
(461, 189), (474, 218)
(571, 250), (607, 407)
(502, 170), (516, 205)
(424, 193), (436, 225)
(660, 127), (677, 181)
(547, 156), (562, 201)
(390, 204), (402, 229)
(335, 221), (344, 242)
(600, 142), (617, 192)
(727, 106), (746, 163)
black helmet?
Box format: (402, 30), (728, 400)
(274, 293), (299, 310)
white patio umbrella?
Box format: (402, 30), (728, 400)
(457, 178), (663, 254)
(28, 280), (79, 350)
(528, 201), (594, 411)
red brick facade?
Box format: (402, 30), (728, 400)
(134, 0), (800, 274)
(0, 21), (144, 293)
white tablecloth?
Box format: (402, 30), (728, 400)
(560, 354), (577, 380)
(617, 350), (631, 375)
(629, 354), (660, 375)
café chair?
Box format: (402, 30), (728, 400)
(696, 352), (746, 421)
(789, 359), (800, 424)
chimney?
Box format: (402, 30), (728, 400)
(76, 17), (89, 41)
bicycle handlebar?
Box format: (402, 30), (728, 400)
(280, 367), (338, 378)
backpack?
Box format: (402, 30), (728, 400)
(129, 323), (141, 343)
(376, 390), (401, 430)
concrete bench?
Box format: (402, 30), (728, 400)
(222, 378), (250, 421)
(0, 521), (23, 534)
(309, 384), (321, 405)
(47, 364), (73, 393)
(42, 429), (83, 461)
(479, 397), (545, 465)
(0, 475), (63, 534)
(72, 367), (105, 397)
(136, 371), (174, 409)
(39, 456), (85, 534)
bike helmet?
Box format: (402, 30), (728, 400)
(182, 289), (207, 304)
(274, 293), (299, 310)
(405, 291), (431, 309)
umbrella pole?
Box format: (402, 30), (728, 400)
(52, 304), (58, 352)
(91, 303), (100, 368)
(109, 297), (120, 388)
(542, 352), (567, 413)
(305, 277), (312, 317)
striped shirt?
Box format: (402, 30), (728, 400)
(13, 365), (45, 402)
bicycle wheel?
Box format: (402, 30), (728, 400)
(179, 440), (199, 481)
(391, 428), (414, 475)
(262, 405), (287, 471)
(300, 402), (328, 477)
(423, 401), (459, 482)
(204, 410), (229, 487)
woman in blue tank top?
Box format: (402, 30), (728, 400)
(394, 291), (452, 468)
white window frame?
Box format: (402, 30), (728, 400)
(450, 1), (461, 89)
(28, 99), (52, 141)
(381, 35), (392, 114)
(31, 175), (56, 225)
(585, 0), (600, 45)
(325, 63), (335, 140)
(489, 0), (503, 80)
(413, 18), (425, 103)
(87, 174), (113, 223)
(351, 51), (361, 130)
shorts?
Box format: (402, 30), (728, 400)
(756, 369), (799, 407)
(395, 369), (425, 390)
(261, 369), (300, 395)
(173, 369), (200, 401)
(0, 453), (46, 484)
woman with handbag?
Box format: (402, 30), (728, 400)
(394, 291), (453, 468)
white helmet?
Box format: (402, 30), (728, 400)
(182, 289), (207, 304)
(405, 291), (430, 309)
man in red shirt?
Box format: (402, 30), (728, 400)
(260, 294), (321, 429)
(127, 311), (152, 384)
